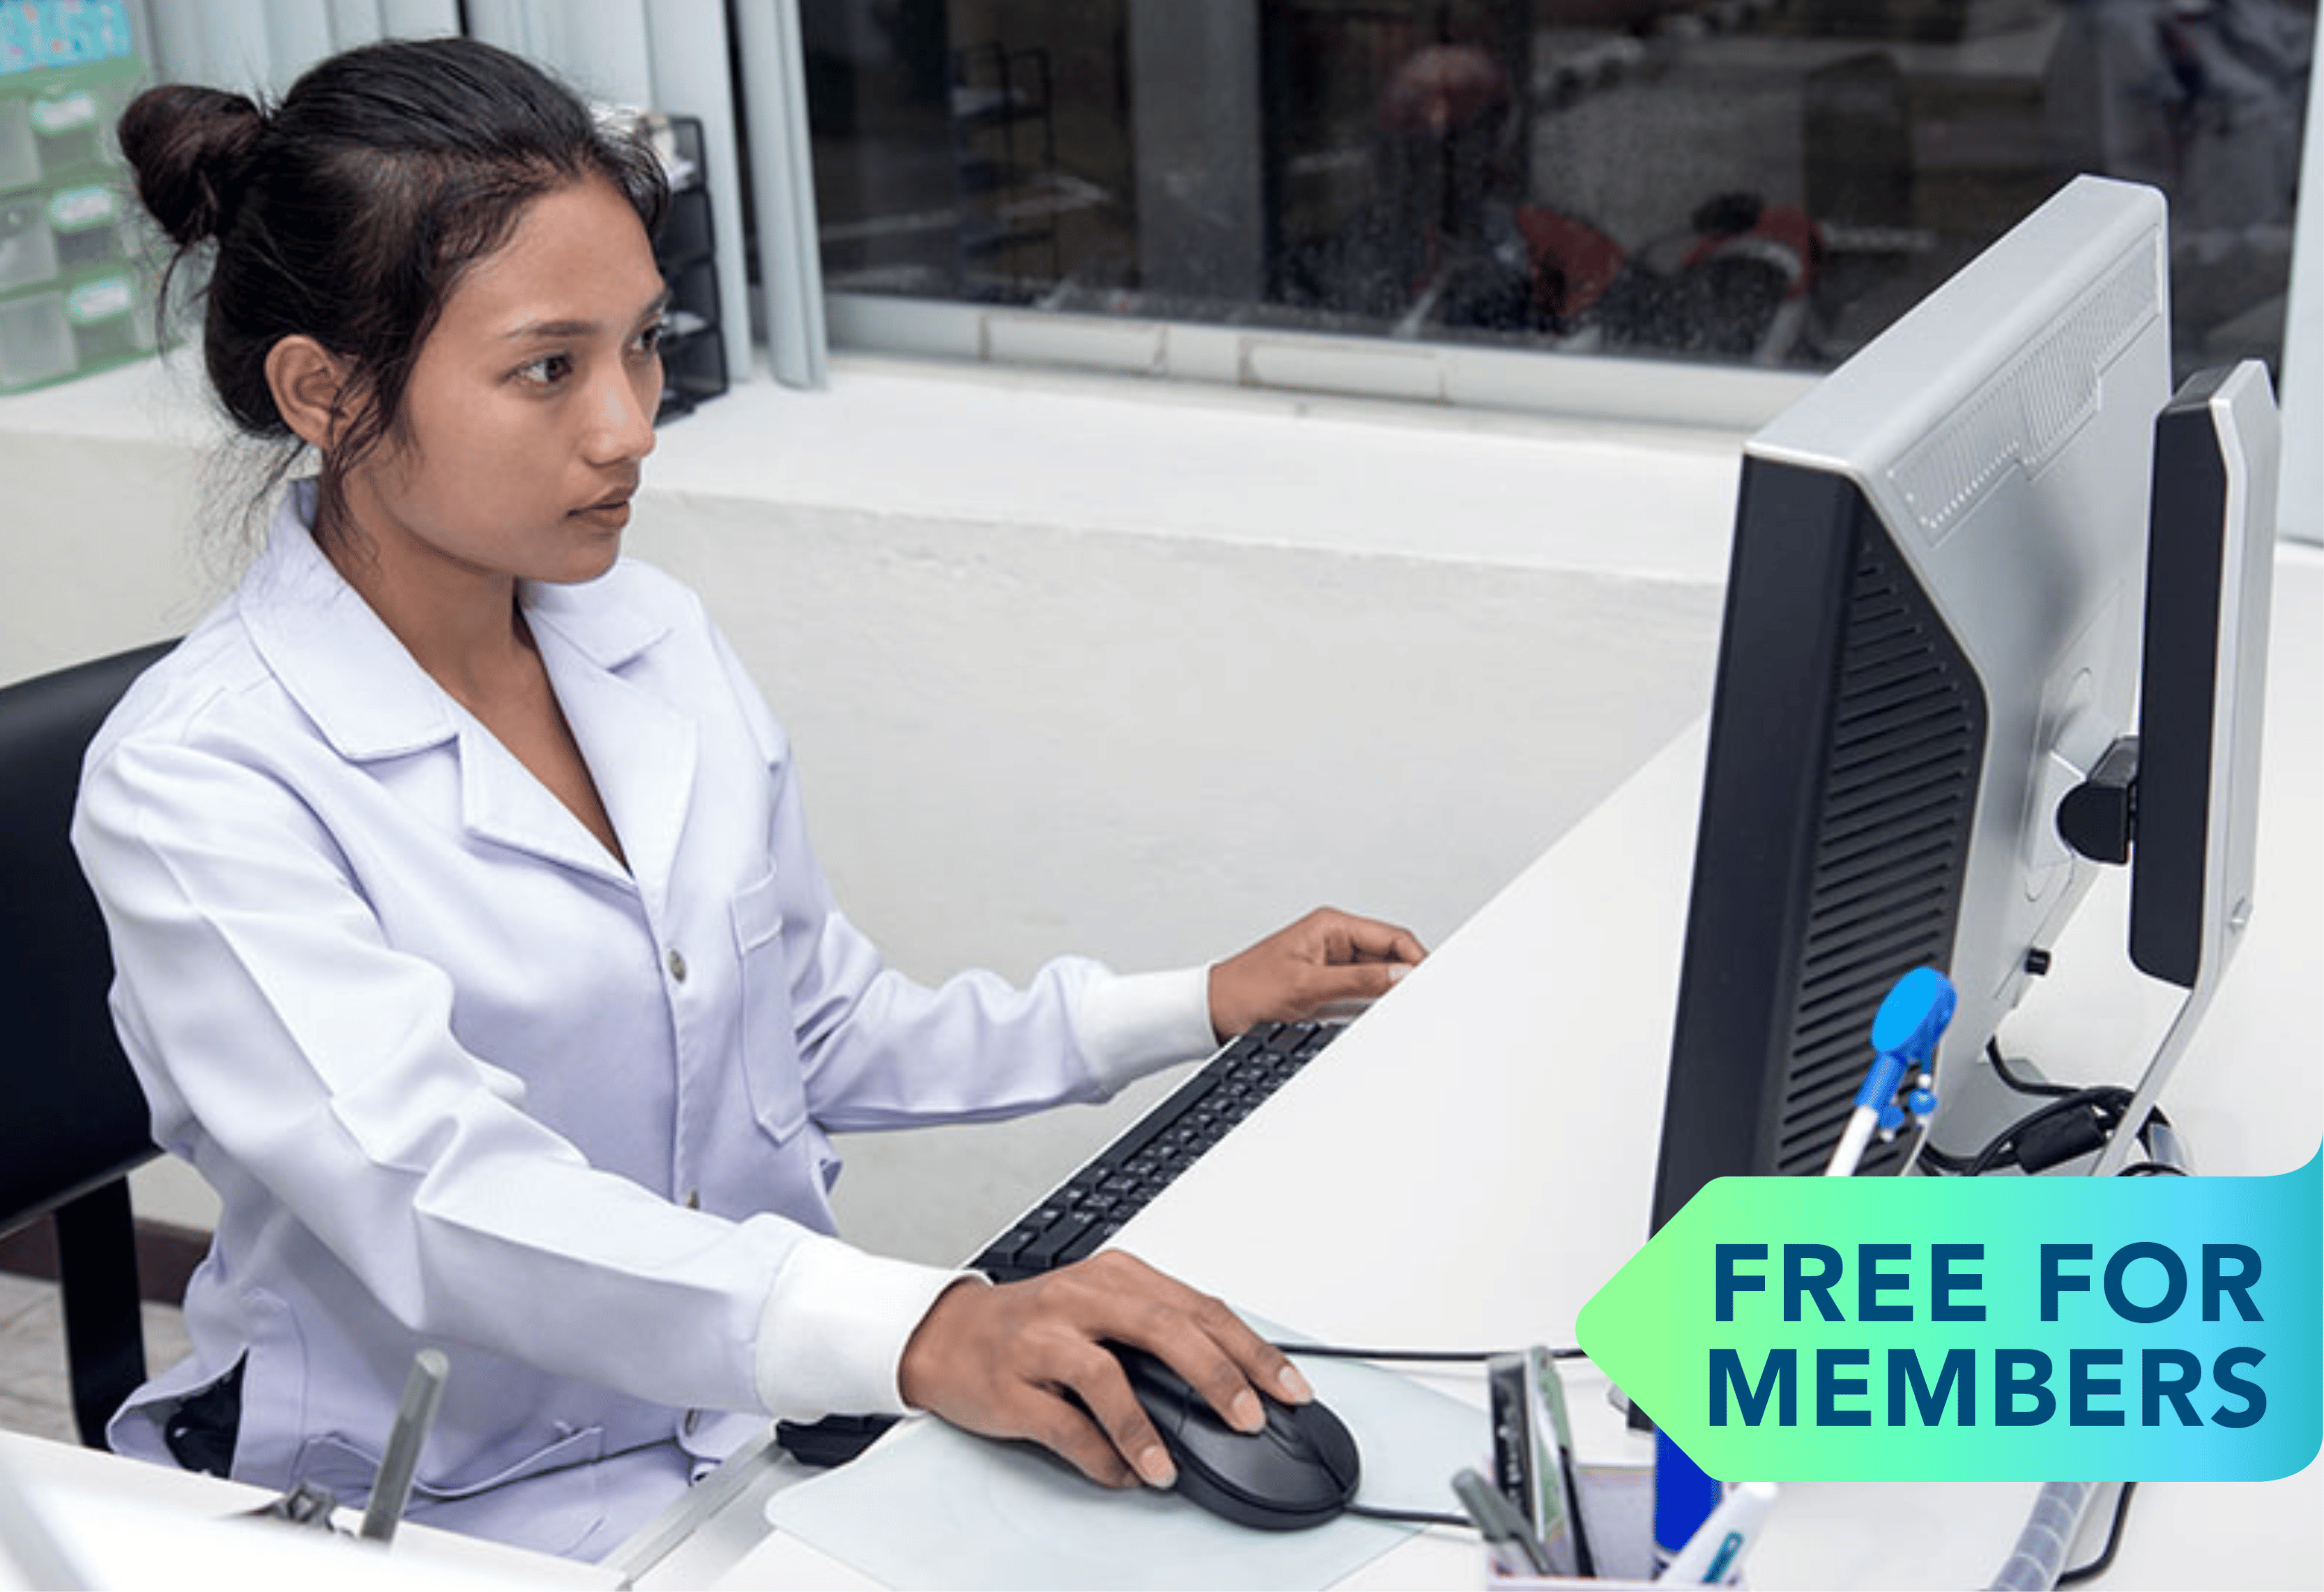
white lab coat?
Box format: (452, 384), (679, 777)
(71, 484), (1213, 1558)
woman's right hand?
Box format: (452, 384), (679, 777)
(896, 1250), (1313, 1488)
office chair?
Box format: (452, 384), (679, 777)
(0, 640), (176, 1448)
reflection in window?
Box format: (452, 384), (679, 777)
(796, 1), (2312, 385)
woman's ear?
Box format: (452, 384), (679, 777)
(265, 335), (353, 452)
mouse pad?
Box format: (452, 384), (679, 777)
(763, 1341), (1488, 1591)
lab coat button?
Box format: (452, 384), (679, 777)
(666, 948), (689, 983)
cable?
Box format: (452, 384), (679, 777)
(1931, 1094), (2184, 1179)
(1962, 1085), (2132, 1177)
(1916, 1136), (1975, 1174)
(1345, 1502), (1474, 1529)
(1988, 1482), (2097, 1590)
(1986, 1041), (2177, 1141)
(1944, 1036), (2178, 1178)
(2056, 1482), (2138, 1585)
(1262, 1345), (1590, 1539)
(1270, 1343), (1586, 1364)
(1267, 1344), (1587, 1537)
(1274, 1345), (1496, 1363)
(1919, 1041), (2075, 1174)
(1925, 1030), (2189, 1181)
(1987, 1039), (2075, 1097)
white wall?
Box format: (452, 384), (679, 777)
(1, 351), (1738, 1264)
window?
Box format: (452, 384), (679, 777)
(797, 0), (2314, 411)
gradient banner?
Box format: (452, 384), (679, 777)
(1577, 1147), (2321, 1481)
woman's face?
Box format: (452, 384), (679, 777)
(340, 174), (667, 590)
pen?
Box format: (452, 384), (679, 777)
(1659, 1480), (1778, 1584)
(1451, 1467), (1554, 1577)
(360, 1349), (450, 1545)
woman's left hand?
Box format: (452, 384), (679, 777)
(1207, 907), (1426, 1040)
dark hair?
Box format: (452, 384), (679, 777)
(118, 37), (668, 541)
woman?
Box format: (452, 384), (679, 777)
(77, 37), (1423, 1559)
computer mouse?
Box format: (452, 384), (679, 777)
(1114, 1345), (1361, 1531)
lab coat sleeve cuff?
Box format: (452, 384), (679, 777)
(754, 1235), (984, 1422)
(1071, 965), (1218, 1094)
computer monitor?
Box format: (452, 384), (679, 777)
(1649, 175), (2178, 1224)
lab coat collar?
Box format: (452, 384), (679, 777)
(238, 481), (457, 763)
(239, 482), (678, 760)
(519, 572), (669, 672)
(236, 483), (694, 898)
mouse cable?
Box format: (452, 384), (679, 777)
(1343, 1501), (1474, 1529)
(1269, 1343), (1587, 1364)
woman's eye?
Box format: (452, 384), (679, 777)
(634, 321), (666, 357)
(516, 352), (573, 387)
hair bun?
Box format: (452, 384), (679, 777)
(118, 83), (266, 246)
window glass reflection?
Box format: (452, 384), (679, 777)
(798, 1), (2312, 383)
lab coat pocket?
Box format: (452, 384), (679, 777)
(291, 1423), (606, 1558)
(731, 867), (809, 1143)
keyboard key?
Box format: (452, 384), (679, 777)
(1063, 1220), (1126, 1264)
(1022, 1214), (1098, 1270)
(983, 1227), (1041, 1262)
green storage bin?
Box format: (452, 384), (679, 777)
(1, 0), (155, 394)
(0, 260), (153, 390)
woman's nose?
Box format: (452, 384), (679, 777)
(585, 362), (659, 464)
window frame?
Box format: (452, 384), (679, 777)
(825, 291), (1819, 432)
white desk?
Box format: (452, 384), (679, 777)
(629, 544), (2323, 1591)
(0, 1429), (611, 1591)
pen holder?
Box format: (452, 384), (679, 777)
(1484, 1457), (1662, 1589)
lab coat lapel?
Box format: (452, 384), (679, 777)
(521, 579), (698, 911)
(240, 487), (665, 894)
(451, 717), (638, 889)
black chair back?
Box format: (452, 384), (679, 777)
(0, 640), (177, 1446)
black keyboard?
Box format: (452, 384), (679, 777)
(971, 1018), (1343, 1281)
(774, 1019), (1343, 1467)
